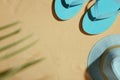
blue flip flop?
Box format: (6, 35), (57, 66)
(54, 0), (87, 20)
(82, 0), (120, 34)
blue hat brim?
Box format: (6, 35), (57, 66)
(88, 34), (120, 80)
(54, 0), (86, 20)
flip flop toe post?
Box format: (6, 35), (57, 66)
(55, 0), (87, 20)
(82, 0), (120, 34)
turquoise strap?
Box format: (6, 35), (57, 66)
(62, 0), (84, 8)
(94, 8), (120, 21)
(89, 0), (120, 21)
(68, 0), (83, 7)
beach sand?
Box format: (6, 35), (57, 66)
(0, 0), (120, 80)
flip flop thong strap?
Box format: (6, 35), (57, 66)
(92, 0), (120, 21)
(67, 0), (84, 8)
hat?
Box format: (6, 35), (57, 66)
(88, 34), (120, 80)
(54, 0), (87, 20)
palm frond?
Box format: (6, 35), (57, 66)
(0, 40), (38, 61)
(0, 58), (44, 80)
(0, 21), (44, 80)
(0, 34), (32, 52)
(0, 29), (21, 41)
(0, 21), (19, 31)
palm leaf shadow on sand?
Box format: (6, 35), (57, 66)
(0, 58), (44, 80)
(0, 21), (44, 80)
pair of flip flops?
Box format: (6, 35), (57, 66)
(54, 0), (120, 34)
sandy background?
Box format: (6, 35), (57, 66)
(0, 0), (120, 80)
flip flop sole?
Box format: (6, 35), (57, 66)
(55, 0), (86, 20)
(82, 0), (119, 34)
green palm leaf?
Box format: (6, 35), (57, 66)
(0, 29), (21, 41)
(0, 21), (44, 80)
(0, 40), (38, 61)
(0, 21), (19, 31)
(0, 58), (44, 80)
(0, 34), (32, 52)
